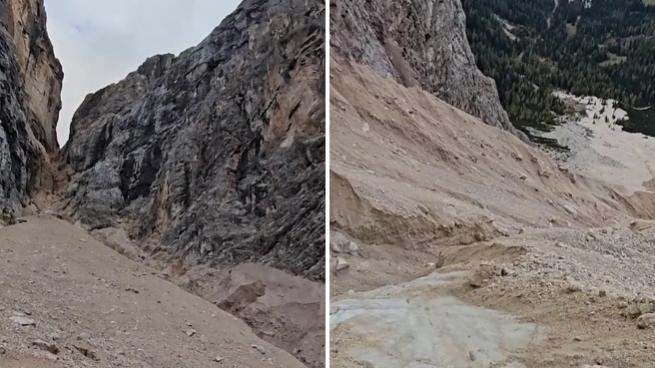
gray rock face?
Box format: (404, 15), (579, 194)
(2, 0), (63, 152)
(0, 0), (63, 219)
(330, 0), (523, 137)
(63, 0), (325, 280)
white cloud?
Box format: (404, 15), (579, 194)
(44, 0), (240, 145)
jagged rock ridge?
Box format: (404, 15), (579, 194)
(330, 0), (524, 137)
(62, 0), (325, 280)
(0, 0), (63, 220)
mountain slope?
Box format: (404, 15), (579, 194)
(331, 60), (637, 265)
(331, 56), (655, 368)
(0, 0), (63, 220)
(0, 215), (307, 368)
(330, 1), (655, 366)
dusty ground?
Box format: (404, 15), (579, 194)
(180, 263), (325, 368)
(0, 215), (306, 368)
(89, 226), (325, 368)
(331, 227), (655, 367)
(330, 59), (655, 367)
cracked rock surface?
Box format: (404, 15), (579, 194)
(0, 0), (63, 220)
(330, 0), (523, 138)
(62, 0), (326, 280)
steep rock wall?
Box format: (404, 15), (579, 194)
(0, 0), (63, 220)
(63, 0), (326, 280)
(2, 0), (62, 151)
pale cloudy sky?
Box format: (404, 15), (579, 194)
(44, 0), (240, 144)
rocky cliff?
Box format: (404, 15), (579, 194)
(62, 0), (325, 279)
(330, 0), (523, 137)
(0, 0), (63, 220)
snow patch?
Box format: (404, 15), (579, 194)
(543, 91), (655, 194)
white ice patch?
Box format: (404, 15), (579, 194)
(331, 272), (541, 368)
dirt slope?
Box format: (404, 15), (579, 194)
(331, 60), (638, 253)
(330, 60), (655, 367)
(0, 215), (306, 368)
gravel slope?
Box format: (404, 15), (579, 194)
(330, 60), (655, 367)
(0, 215), (306, 368)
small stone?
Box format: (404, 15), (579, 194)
(563, 204), (577, 216)
(32, 339), (60, 354)
(251, 344), (266, 355)
(345, 241), (361, 255)
(34, 351), (59, 361)
(639, 301), (655, 315)
(624, 303), (642, 319)
(637, 313), (655, 329)
(469, 277), (483, 289)
(565, 281), (583, 293)
(433, 252), (445, 269)
(10, 316), (36, 327)
(331, 232), (349, 254)
(335, 257), (350, 273)
(214, 355), (224, 362)
(185, 329), (197, 337)
(74, 344), (99, 361)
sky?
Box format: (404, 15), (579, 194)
(44, 0), (240, 145)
